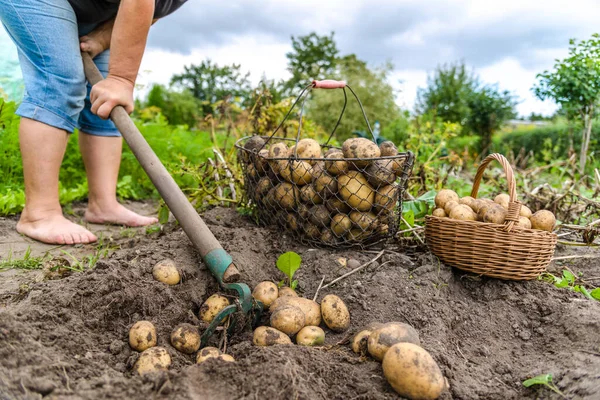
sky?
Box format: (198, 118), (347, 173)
(1, 0), (599, 117)
(139, 0), (600, 117)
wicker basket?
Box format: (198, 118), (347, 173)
(425, 153), (557, 280)
(235, 80), (415, 248)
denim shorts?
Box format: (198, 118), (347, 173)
(0, 0), (119, 136)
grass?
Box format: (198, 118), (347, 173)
(0, 246), (47, 271)
(58, 235), (118, 272)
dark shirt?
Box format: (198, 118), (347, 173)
(68, 0), (187, 24)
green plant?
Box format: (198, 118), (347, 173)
(522, 373), (566, 398)
(58, 236), (116, 272)
(0, 246), (47, 271)
(276, 251), (302, 289)
(145, 225), (161, 235)
(541, 270), (600, 301)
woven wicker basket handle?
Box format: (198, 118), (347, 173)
(470, 153), (521, 232)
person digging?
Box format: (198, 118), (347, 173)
(0, 0), (187, 245)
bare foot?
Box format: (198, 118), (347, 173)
(85, 203), (158, 227)
(17, 213), (98, 245)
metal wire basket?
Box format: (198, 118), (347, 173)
(235, 80), (415, 248)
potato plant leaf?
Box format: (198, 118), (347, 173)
(523, 373), (553, 388)
(590, 288), (600, 300)
(276, 252), (301, 287)
(158, 204), (170, 225)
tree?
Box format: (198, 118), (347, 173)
(533, 34), (600, 173)
(170, 60), (252, 116)
(285, 32), (339, 93)
(466, 85), (517, 153)
(145, 84), (201, 127)
(416, 62), (476, 127)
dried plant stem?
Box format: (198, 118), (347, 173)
(320, 250), (385, 290)
(312, 276), (325, 302)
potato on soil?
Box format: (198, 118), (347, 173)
(338, 171), (375, 211)
(314, 172), (338, 198)
(270, 305), (306, 336)
(516, 215), (532, 229)
(279, 160), (313, 186)
(278, 287), (298, 298)
(273, 183), (300, 210)
(382, 343), (446, 400)
(379, 141), (399, 157)
(308, 205), (331, 228)
(374, 185), (398, 212)
(326, 197), (352, 214)
(351, 330), (371, 354)
(270, 297), (322, 326)
(303, 222), (322, 239)
(432, 208), (447, 218)
(494, 193), (510, 209)
(129, 321), (157, 352)
(170, 323), (201, 354)
(296, 326), (325, 346)
(443, 200), (459, 215)
(218, 354), (235, 362)
(288, 139), (322, 163)
(324, 151), (349, 175)
(152, 259), (180, 285)
(196, 347), (221, 363)
(483, 206), (507, 224)
(331, 214), (353, 237)
(434, 189), (459, 209)
(520, 205), (533, 218)
(342, 138), (381, 168)
(253, 326), (293, 346)
(300, 184), (323, 204)
(449, 205), (477, 221)
(135, 347), (171, 376)
(530, 210), (556, 232)
(199, 294), (230, 323)
(252, 281), (279, 308)
(321, 294), (350, 332)
(367, 322), (421, 361)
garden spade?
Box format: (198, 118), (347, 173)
(81, 52), (262, 347)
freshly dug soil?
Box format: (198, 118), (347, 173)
(0, 207), (599, 400)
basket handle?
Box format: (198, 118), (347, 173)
(312, 80), (346, 89)
(470, 153), (521, 232)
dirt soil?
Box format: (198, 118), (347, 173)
(1, 205), (599, 400)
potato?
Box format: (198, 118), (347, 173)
(170, 323), (201, 354)
(152, 259), (180, 285)
(367, 322), (421, 361)
(303, 222), (321, 239)
(129, 321), (157, 352)
(242, 136), (266, 163)
(443, 200), (459, 215)
(383, 343), (445, 400)
(483, 206), (507, 224)
(321, 294), (350, 332)
(432, 208), (447, 218)
(296, 326), (325, 346)
(279, 160), (313, 186)
(246, 163), (260, 181)
(199, 294), (230, 323)
(270, 297), (322, 327)
(255, 176), (273, 199)
(520, 205), (533, 218)
(516, 215), (532, 229)
(268, 142), (289, 173)
(252, 326), (292, 346)
(374, 185), (399, 212)
(338, 171), (375, 211)
(348, 228), (369, 242)
(320, 229), (336, 245)
(300, 184), (323, 204)
(270, 305), (306, 335)
(308, 205), (331, 228)
(297, 203), (310, 220)
(449, 205), (477, 221)
(349, 211), (379, 231)
(253, 148), (270, 174)
(286, 213), (300, 231)
(196, 346), (221, 363)
(326, 197), (352, 214)
(218, 354), (235, 362)
(289, 139), (322, 163)
(135, 347), (171, 376)
(477, 202), (494, 221)
(494, 193), (510, 209)
(471, 199), (486, 213)
(278, 287), (298, 298)
(314, 172), (338, 198)
(342, 138), (381, 168)
(376, 224), (390, 236)
(351, 330), (371, 354)
(434, 189), (459, 209)
(252, 281), (279, 308)
(530, 210), (556, 232)
(273, 183), (300, 210)
(324, 148), (340, 157)
(459, 196), (476, 210)
(331, 214), (353, 237)
(324, 151), (349, 176)
(365, 159), (396, 188)
(379, 141), (399, 157)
